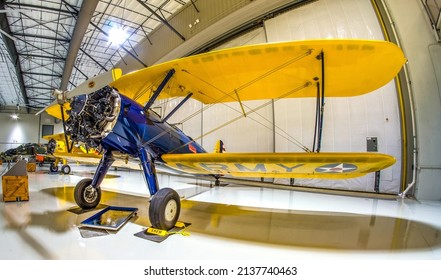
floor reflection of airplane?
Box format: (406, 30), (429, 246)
(38, 39), (406, 230)
(41, 133), (141, 173)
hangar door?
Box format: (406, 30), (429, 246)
(163, 0), (402, 194)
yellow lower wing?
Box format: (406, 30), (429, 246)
(42, 133), (68, 142)
(53, 152), (141, 170)
(161, 152), (396, 179)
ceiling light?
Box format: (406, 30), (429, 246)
(108, 26), (128, 45)
(10, 113), (19, 120)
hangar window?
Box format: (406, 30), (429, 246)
(41, 125), (54, 138)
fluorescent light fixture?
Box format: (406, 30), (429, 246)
(108, 26), (128, 45)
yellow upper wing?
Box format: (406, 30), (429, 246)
(112, 39), (406, 105)
(161, 152), (396, 179)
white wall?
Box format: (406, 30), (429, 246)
(383, 0), (441, 200)
(0, 112), (63, 152)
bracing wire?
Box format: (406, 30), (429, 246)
(178, 83), (313, 154)
(142, 49), (317, 153)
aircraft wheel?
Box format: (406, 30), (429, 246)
(149, 188), (180, 230)
(50, 163), (58, 172)
(61, 164), (71, 174)
(74, 178), (101, 209)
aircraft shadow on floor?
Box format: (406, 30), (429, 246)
(4, 186), (441, 252)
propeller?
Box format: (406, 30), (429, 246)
(36, 68), (122, 115)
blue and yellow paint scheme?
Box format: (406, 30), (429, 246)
(42, 39), (405, 230)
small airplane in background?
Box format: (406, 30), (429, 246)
(1, 143), (48, 163)
(39, 133), (93, 174)
(38, 39), (406, 230)
(41, 132), (141, 173)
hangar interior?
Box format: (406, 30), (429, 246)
(1, 0), (441, 259)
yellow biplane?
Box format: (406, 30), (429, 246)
(40, 39), (406, 230)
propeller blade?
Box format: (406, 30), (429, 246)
(35, 68), (122, 116)
(66, 68), (122, 99)
(35, 100), (58, 115)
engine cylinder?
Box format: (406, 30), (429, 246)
(65, 86), (121, 148)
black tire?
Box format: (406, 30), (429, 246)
(61, 164), (71, 174)
(50, 163), (58, 172)
(149, 188), (181, 230)
(74, 178), (101, 209)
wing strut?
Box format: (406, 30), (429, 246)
(143, 69), (175, 111)
(59, 105), (74, 153)
(313, 51), (325, 153)
(162, 92), (193, 123)
(234, 89), (247, 117)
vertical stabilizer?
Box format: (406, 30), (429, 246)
(213, 140), (225, 153)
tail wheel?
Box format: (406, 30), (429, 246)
(50, 163), (58, 172)
(61, 164), (71, 174)
(149, 188), (180, 230)
(74, 178), (101, 209)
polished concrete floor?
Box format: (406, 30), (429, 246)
(1, 163), (441, 260)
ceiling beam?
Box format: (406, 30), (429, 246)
(63, 1), (148, 69)
(17, 53), (65, 60)
(60, 0), (100, 91)
(136, 0), (185, 41)
(0, 0), (29, 112)
(12, 32), (71, 43)
(88, 20), (148, 68)
(22, 71), (62, 78)
(26, 86), (54, 91)
(5, 2), (75, 16)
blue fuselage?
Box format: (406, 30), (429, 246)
(100, 94), (206, 159)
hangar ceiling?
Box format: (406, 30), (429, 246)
(0, 0), (193, 112)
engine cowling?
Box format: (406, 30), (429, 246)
(65, 86), (120, 148)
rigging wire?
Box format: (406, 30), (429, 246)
(178, 49), (314, 123)
(142, 82), (313, 153)
(174, 50), (314, 152)
(175, 82), (313, 153)
(142, 49), (317, 153)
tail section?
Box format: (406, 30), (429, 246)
(213, 140), (225, 153)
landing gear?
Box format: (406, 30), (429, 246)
(139, 148), (181, 230)
(74, 178), (101, 209)
(73, 150), (113, 210)
(61, 164), (71, 174)
(71, 147), (182, 231)
(149, 188), (181, 230)
(215, 177), (221, 186)
(50, 163), (58, 172)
